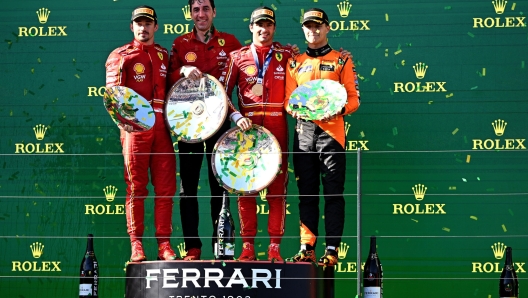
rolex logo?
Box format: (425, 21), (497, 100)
(492, 119), (507, 136)
(338, 242), (349, 259)
(103, 185), (118, 202)
(177, 243), (187, 258)
(412, 184), (427, 201)
(413, 62), (428, 79)
(36, 8), (50, 24)
(491, 242), (506, 259)
(182, 5), (191, 21)
(30, 242), (44, 258)
(492, 0), (507, 14)
(33, 124), (48, 140)
(259, 188), (268, 202)
(337, 0), (352, 18)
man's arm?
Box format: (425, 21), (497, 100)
(105, 50), (125, 88)
(220, 50), (251, 130)
(167, 39), (183, 87)
(340, 57), (360, 115)
(284, 57), (298, 116)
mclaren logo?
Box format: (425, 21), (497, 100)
(19, 8), (67, 37)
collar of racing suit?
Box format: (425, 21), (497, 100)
(191, 24), (217, 43)
(132, 39), (155, 51)
(305, 44), (332, 57)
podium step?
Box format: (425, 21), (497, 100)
(125, 260), (334, 298)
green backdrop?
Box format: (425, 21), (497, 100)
(1, 0), (527, 297)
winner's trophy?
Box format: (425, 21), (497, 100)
(287, 79), (348, 121)
(165, 74), (228, 143)
(104, 86), (155, 131)
(212, 125), (282, 195)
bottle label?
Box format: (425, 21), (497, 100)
(225, 243), (235, 256)
(364, 286), (381, 298)
(79, 284), (93, 296)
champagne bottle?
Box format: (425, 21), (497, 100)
(79, 234), (99, 297)
(215, 192), (235, 260)
(499, 247), (519, 298)
(363, 236), (383, 298)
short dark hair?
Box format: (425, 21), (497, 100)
(188, 0), (215, 9)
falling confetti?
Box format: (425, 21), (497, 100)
(470, 216), (478, 220)
(386, 143), (394, 148)
(452, 128), (459, 135)
(392, 127), (398, 135)
(371, 68), (376, 76)
(449, 186), (456, 190)
(385, 13), (389, 21)
(467, 32), (475, 38)
(442, 227), (450, 232)
(512, 3), (516, 10)
(411, 219), (418, 223)
(482, 68), (486, 76)
(466, 155), (471, 163)
(375, 42), (382, 49)
(502, 224), (507, 232)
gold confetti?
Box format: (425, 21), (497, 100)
(446, 93), (453, 98)
(401, 60), (405, 66)
(257, 252), (266, 256)
(466, 155), (471, 163)
(449, 186), (456, 190)
(385, 13), (389, 21)
(482, 68), (486, 76)
(244, 39), (251, 44)
(442, 227), (450, 232)
(271, 4), (277, 10)
(428, 101), (434, 104)
(371, 68), (376, 76)
(74, 74), (80, 79)
(452, 128), (459, 135)
(512, 3), (516, 10)
(322, 215), (325, 219)
(502, 224), (507, 232)
(470, 216), (478, 220)
(411, 218), (418, 223)
(384, 49), (388, 57)
(37, 58), (41, 63)
(394, 49), (402, 55)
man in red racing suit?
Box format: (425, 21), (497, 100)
(105, 5), (177, 262)
(220, 7), (293, 261)
(167, 0), (243, 261)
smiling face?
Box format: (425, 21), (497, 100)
(190, 0), (216, 33)
(250, 20), (275, 47)
(130, 17), (158, 45)
(302, 21), (330, 49)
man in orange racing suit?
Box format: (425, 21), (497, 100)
(105, 5), (177, 262)
(220, 7), (293, 262)
(284, 8), (360, 266)
(167, 0), (243, 261)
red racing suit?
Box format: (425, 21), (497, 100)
(168, 27), (242, 250)
(106, 39), (176, 244)
(221, 42), (293, 245)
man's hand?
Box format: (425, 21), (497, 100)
(320, 112), (338, 123)
(180, 66), (203, 80)
(236, 117), (252, 131)
(286, 43), (301, 56)
(119, 123), (133, 133)
(338, 47), (353, 60)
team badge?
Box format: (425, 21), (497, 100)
(185, 52), (197, 62)
(338, 58), (345, 65)
(158, 52), (164, 60)
(244, 65), (257, 75)
(289, 60), (296, 69)
(218, 38), (225, 46)
(275, 53), (283, 62)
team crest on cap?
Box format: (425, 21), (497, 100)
(275, 53), (283, 62)
(158, 52), (164, 60)
(253, 9), (274, 18)
(244, 65), (257, 75)
(185, 52), (197, 62)
(218, 38), (225, 46)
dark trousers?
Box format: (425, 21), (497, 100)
(178, 121), (230, 250)
(293, 120), (346, 249)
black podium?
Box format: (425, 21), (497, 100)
(125, 260), (334, 298)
